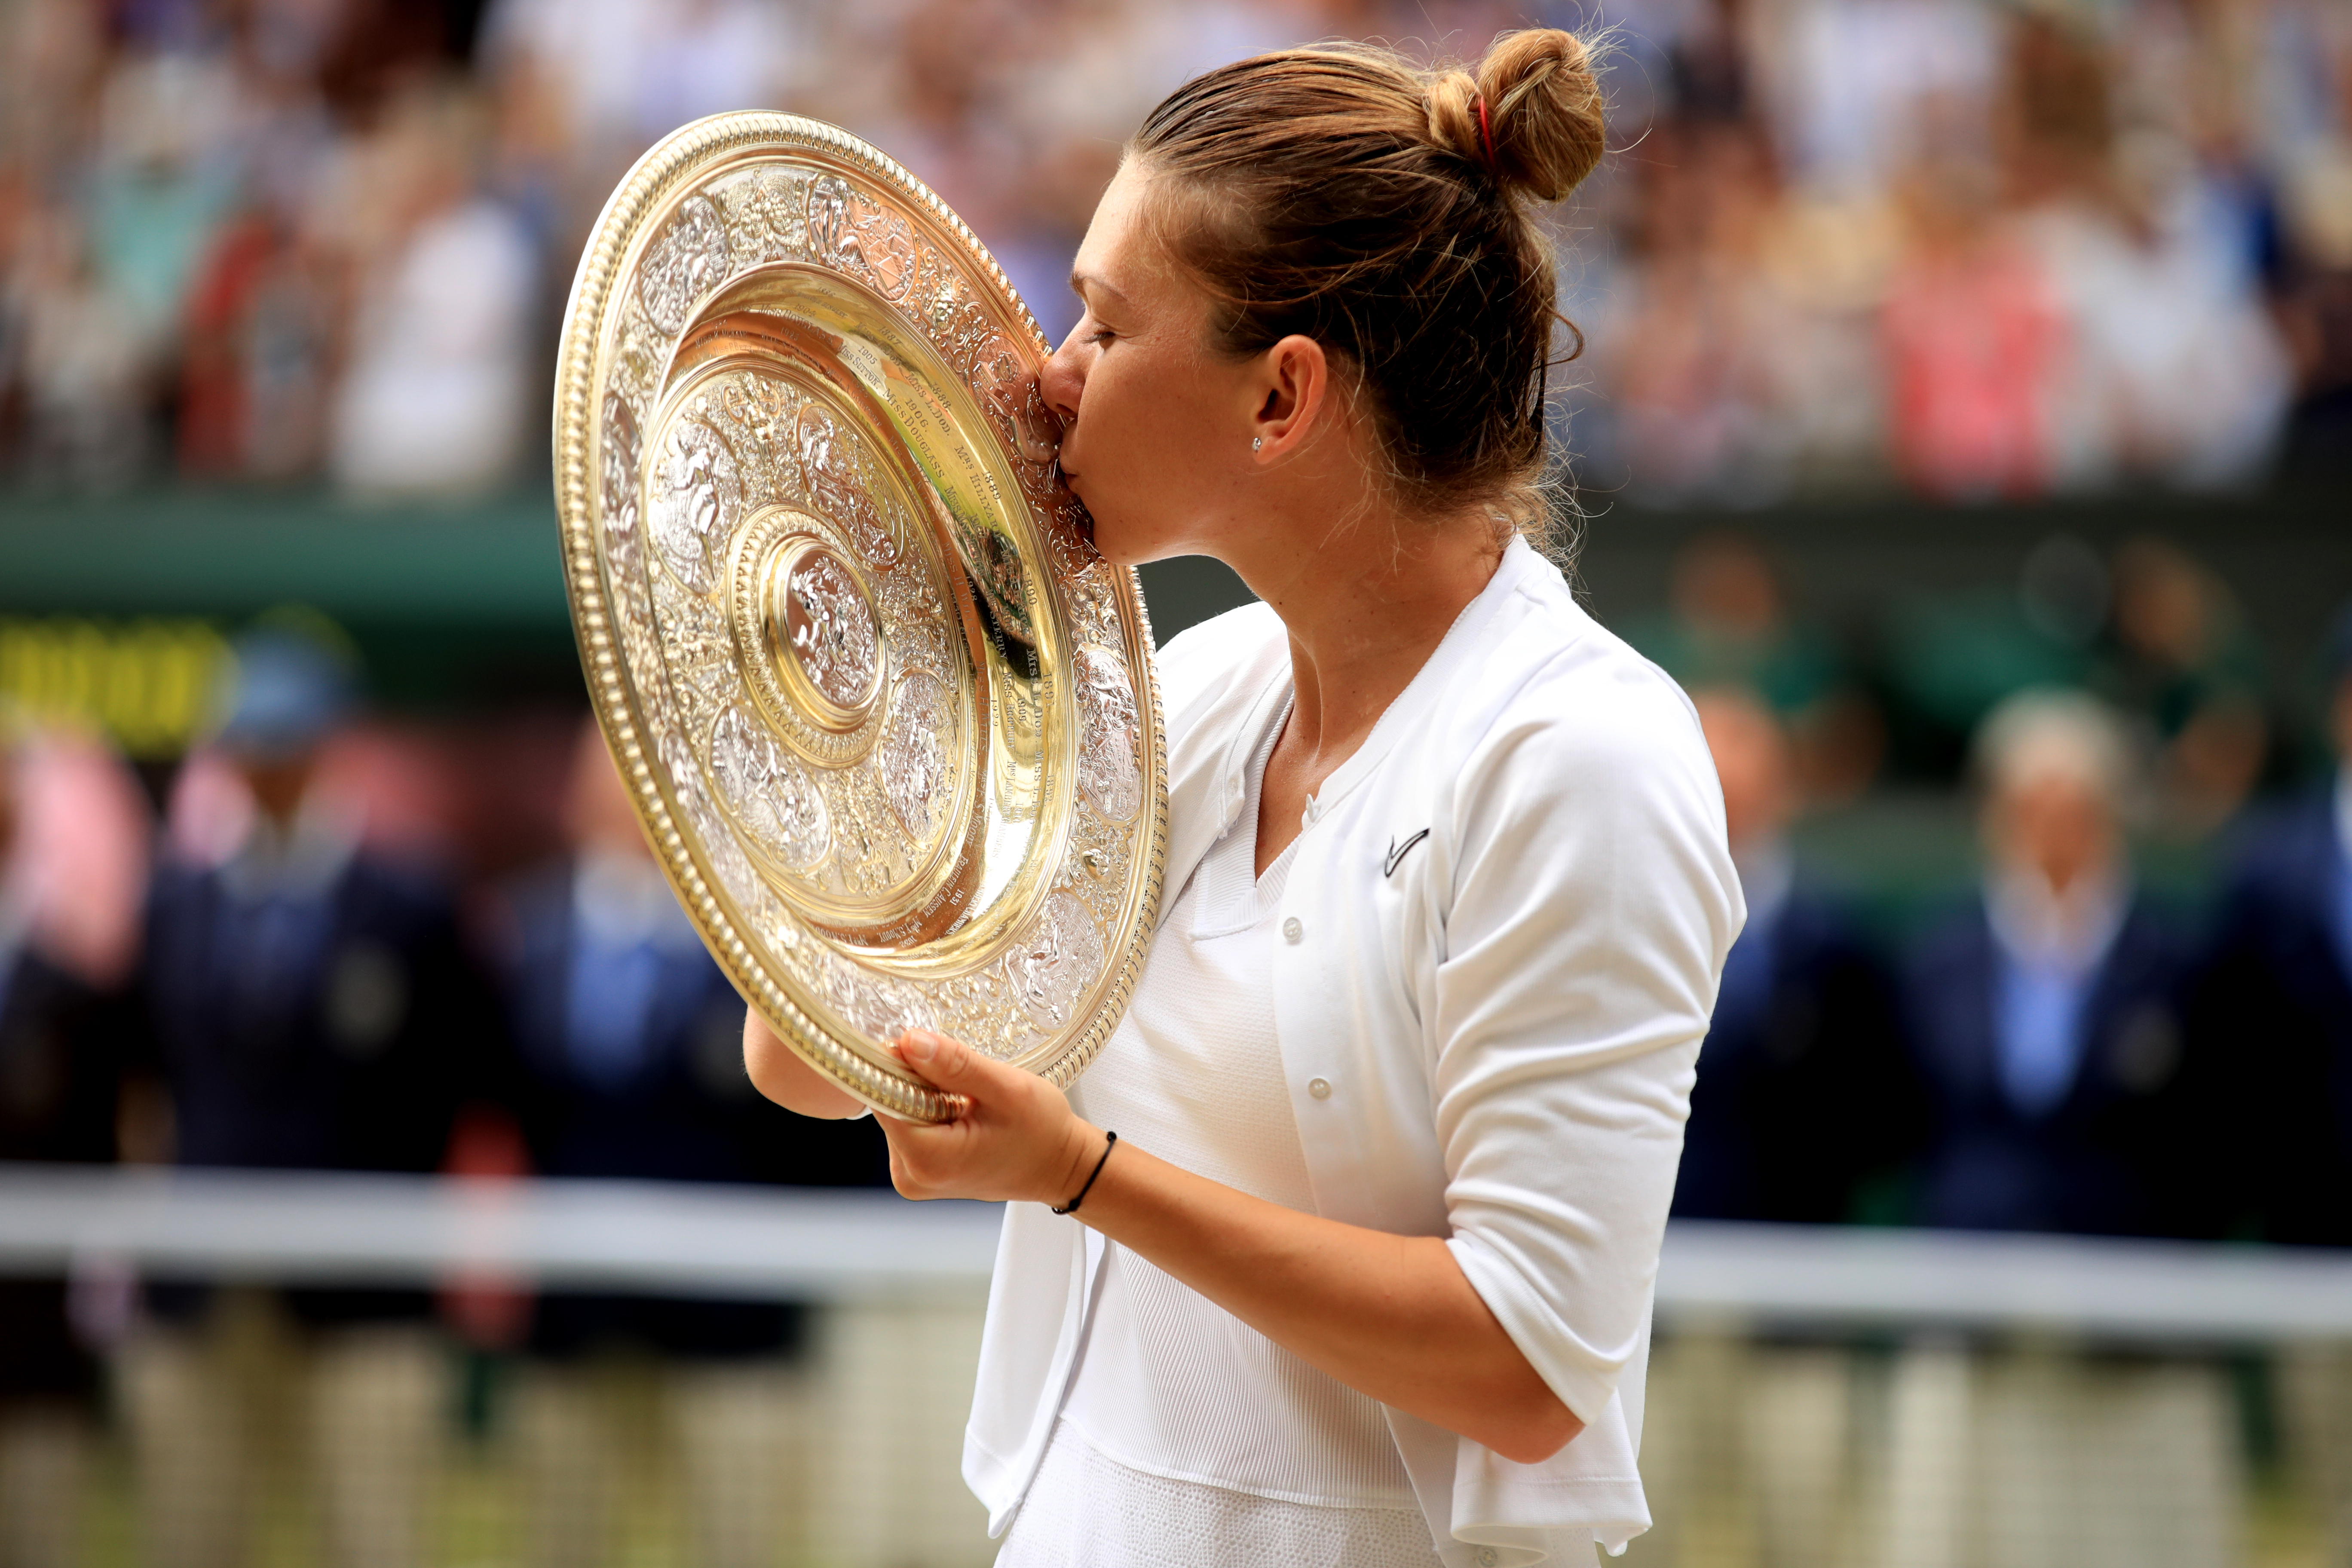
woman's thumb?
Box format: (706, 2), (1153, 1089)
(896, 1029), (980, 1088)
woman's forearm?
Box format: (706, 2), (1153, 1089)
(741, 1009), (868, 1118)
(876, 1029), (1583, 1464)
(1072, 1132), (1583, 1465)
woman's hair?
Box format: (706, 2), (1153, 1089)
(1129, 30), (1605, 542)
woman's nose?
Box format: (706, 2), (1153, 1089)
(1040, 326), (1085, 426)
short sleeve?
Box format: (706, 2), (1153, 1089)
(1429, 666), (1742, 1424)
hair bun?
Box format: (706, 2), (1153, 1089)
(1426, 29), (1604, 202)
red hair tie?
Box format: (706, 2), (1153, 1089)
(1475, 95), (1497, 168)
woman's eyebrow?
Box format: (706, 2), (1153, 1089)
(1069, 270), (1131, 306)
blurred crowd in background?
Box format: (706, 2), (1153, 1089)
(0, 0), (2346, 500)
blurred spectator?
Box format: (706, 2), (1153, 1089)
(481, 0), (796, 182)
(2004, 17), (2291, 493)
(124, 616), (499, 1568)
(1880, 688), (2238, 1568)
(2097, 538), (2271, 835)
(0, 725), (150, 1568)
(2192, 601), (2352, 1567)
(1879, 156), (2067, 501)
(2194, 603), (2352, 1248)
(85, 49), (242, 354)
(325, 82), (538, 496)
(1672, 685), (1916, 1224)
(177, 203), (334, 481)
(1628, 533), (1883, 802)
(1903, 689), (2196, 1237)
(6, 201), (151, 484)
(479, 720), (889, 1568)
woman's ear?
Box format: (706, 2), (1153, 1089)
(1247, 334), (1329, 461)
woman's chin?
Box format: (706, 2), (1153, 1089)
(1068, 496), (1193, 569)
(1080, 513), (1149, 569)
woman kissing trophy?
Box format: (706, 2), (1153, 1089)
(559, 33), (1740, 1566)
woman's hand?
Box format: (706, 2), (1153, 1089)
(877, 1030), (1106, 1208)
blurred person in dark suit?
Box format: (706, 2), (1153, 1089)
(124, 618), (495, 1568)
(2198, 605), (2352, 1562)
(1877, 692), (2233, 1568)
(1647, 685), (1917, 1568)
(481, 720), (888, 1568)
(1672, 684), (1916, 1225)
(2196, 604), (2352, 1246)
(1904, 687), (2195, 1238)
(0, 725), (151, 1568)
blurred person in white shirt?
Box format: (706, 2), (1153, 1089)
(7, 201), (152, 484)
(326, 81), (537, 497)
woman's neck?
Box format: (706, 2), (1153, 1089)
(1218, 497), (1506, 871)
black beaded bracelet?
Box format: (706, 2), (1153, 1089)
(1051, 1131), (1118, 1216)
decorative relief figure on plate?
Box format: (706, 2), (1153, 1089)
(709, 704), (831, 873)
(600, 394), (642, 549)
(713, 167), (811, 271)
(1014, 891), (1106, 1031)
(652, 419), (739, 593)
(877, 671), (952, 839)
(806, 176), (855, 275)
(638, 193), (729, 335)
(1074, 643), (1144, 824)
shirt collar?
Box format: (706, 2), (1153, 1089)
(1984, 864), (2130, 979)
(219, 796), (359, 902)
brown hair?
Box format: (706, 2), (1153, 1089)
(1129, 30), (1605, 541)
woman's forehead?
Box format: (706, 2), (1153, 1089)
(1072, 167), (1195, 312)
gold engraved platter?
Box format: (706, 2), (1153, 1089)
(554, 113), (1167, 1122)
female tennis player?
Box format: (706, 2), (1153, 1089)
(746, 29), (1741, 1568)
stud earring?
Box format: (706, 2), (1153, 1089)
(1252, 436), (1262, 452)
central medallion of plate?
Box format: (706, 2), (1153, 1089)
(772, 539), (881, 721)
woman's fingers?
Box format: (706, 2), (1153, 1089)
(878, 1029), (1093, 1205)
(896, 1028), (1010, 1099)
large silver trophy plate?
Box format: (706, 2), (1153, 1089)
(554, 113), (1168, 1122)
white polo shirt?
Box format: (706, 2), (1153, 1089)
(963, 539), (1743, 1568)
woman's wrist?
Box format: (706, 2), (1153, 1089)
(1047, 1118), (1112, 1211)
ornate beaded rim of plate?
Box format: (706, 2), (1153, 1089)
(553, 113), (1168, 1122)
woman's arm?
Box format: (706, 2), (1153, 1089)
(875, 1027), (1585, 1466)
(741, 1010), (868, 1119)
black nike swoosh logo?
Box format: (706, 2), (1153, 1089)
(1383, 828), (1430, 877)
